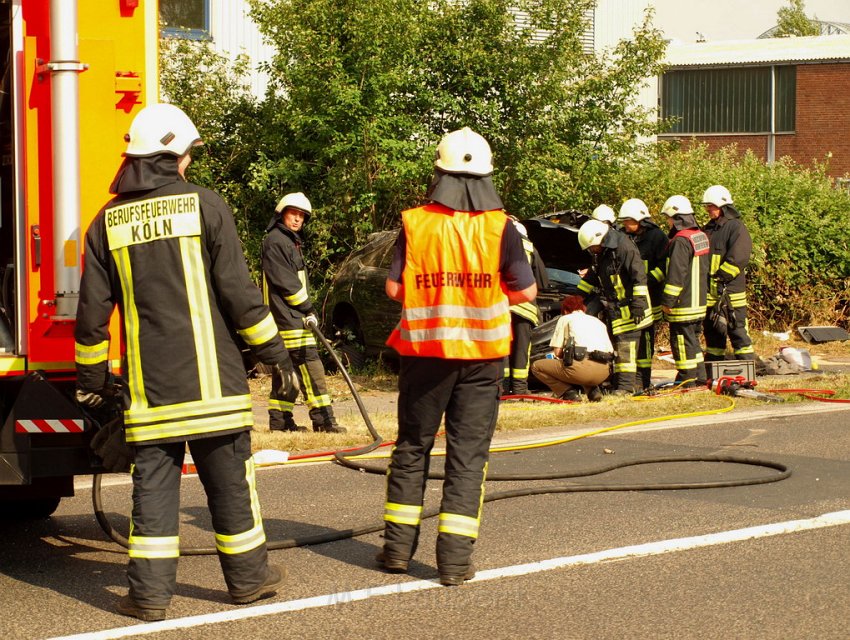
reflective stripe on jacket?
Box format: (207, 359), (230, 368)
(662, 228), (709, 323)
(578, 229), (652, 335)
(629, 222), (668, 322)
(386, 204), (512, 359)
(262, 221), (317, 344)
(509, 236), (539, 325)
(703, 214), (751, 306)
(76, 177), (288, 445)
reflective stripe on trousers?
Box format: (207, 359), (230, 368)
(702, 306), (753, 360)
(127, 431), (269, 608)
(670, 320), (704, 382)
(384, 357), (499, 572)
(268, 345), (332, 418)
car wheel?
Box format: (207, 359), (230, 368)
(327, 315), (367, 372)
(336, 342), (366, 371)
(0, 497), (61, 520)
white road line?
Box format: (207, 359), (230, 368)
(47, 509), (850, 640)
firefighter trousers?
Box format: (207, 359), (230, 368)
(703, 305), (754, 361)
(612, 329), (640, 392)
(669, 320), (705, 384)
(127, 431), (269, 608)
(383, 356), (501, 575)
(636, 323), (656, 389)
(503, 315), (534, 395)
(269, 345), (334, 428)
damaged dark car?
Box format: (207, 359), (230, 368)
(321, 210), (592, 380)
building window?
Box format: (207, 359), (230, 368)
(661, 66), (796, 134)
(160, 0), (210, 40)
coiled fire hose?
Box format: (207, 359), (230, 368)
(93, 322), (794, 555)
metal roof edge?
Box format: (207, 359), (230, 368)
(665, 34), (850, 67)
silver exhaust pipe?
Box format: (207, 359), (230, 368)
(48, 0), (87, 318)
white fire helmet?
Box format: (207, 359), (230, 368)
(578, 219), (610, 251)
(275, 192), (313, 216)
(660, 195), (694, 217)
(434, 127), (494, 176)
(124, 103), (202, 157)
(701, 185), (733, 207)
(591, 205), (616, 224)
(618, 198), (650, 222)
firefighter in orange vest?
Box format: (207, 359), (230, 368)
(659, 195), (710, 386)
(75, 104), (298, 620)
(380, 128), (536, 586)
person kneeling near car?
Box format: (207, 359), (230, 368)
(531, 295), (614, 402)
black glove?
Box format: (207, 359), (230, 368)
(604, 303), (621, 322)
(76, 387), (106, 409)
(629, 300), (647, 321)
(75, 373), (124, 410)
(303, 313), (319, 329)
(709, 303), (729, 336)
(275, 361), (300, 403)
(90, 416), (133, 473)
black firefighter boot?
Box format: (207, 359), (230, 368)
(269, 410), (307, 432)
(309, 406), (347, 434)
(512, 378), (529, 396)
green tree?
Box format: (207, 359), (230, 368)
(616, 142), (850, 328)
(244, 0), (668, 286)
(772, 0), (820, 38)
(159, 36), (269, 275)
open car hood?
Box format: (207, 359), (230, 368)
(523, 210), (592, 273)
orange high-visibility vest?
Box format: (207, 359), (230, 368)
(387, 203), (512, 359)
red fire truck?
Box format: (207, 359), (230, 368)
(0, 0), (156, 517)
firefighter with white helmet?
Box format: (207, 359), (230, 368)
(591, 204), (617, 225)
(618, 198), (667, 389)
(262, 192), (346, 433)
(576, 218), (652, 395)
(659, 195), (710, 386)
(380, 127), (536, 585)
(502, 216), (549, 396)
(75, 103), (296, 620)
(577, 218), (609, 250)
(700, 185), (755, 363)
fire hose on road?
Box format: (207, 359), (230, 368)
(92, 320), (795, 555)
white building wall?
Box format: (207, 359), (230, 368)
(593, 0), (659, 138)
(594, 0), (651, 51)
(209, 0), (275, 98)
(206, 0), (661, 113)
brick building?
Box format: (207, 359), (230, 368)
(659, 35), (850, 178)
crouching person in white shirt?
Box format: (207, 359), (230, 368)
(531, 295), (614, 402)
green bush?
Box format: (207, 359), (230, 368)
(159, 24), (848, 330)
(615, 143), (850, 329)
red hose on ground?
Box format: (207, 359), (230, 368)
(500, 394), (577, 404)
(287, 439), (397, 461)
(772, 388), (850, 403)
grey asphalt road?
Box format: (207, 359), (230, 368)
(1, 401), (849, 640)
